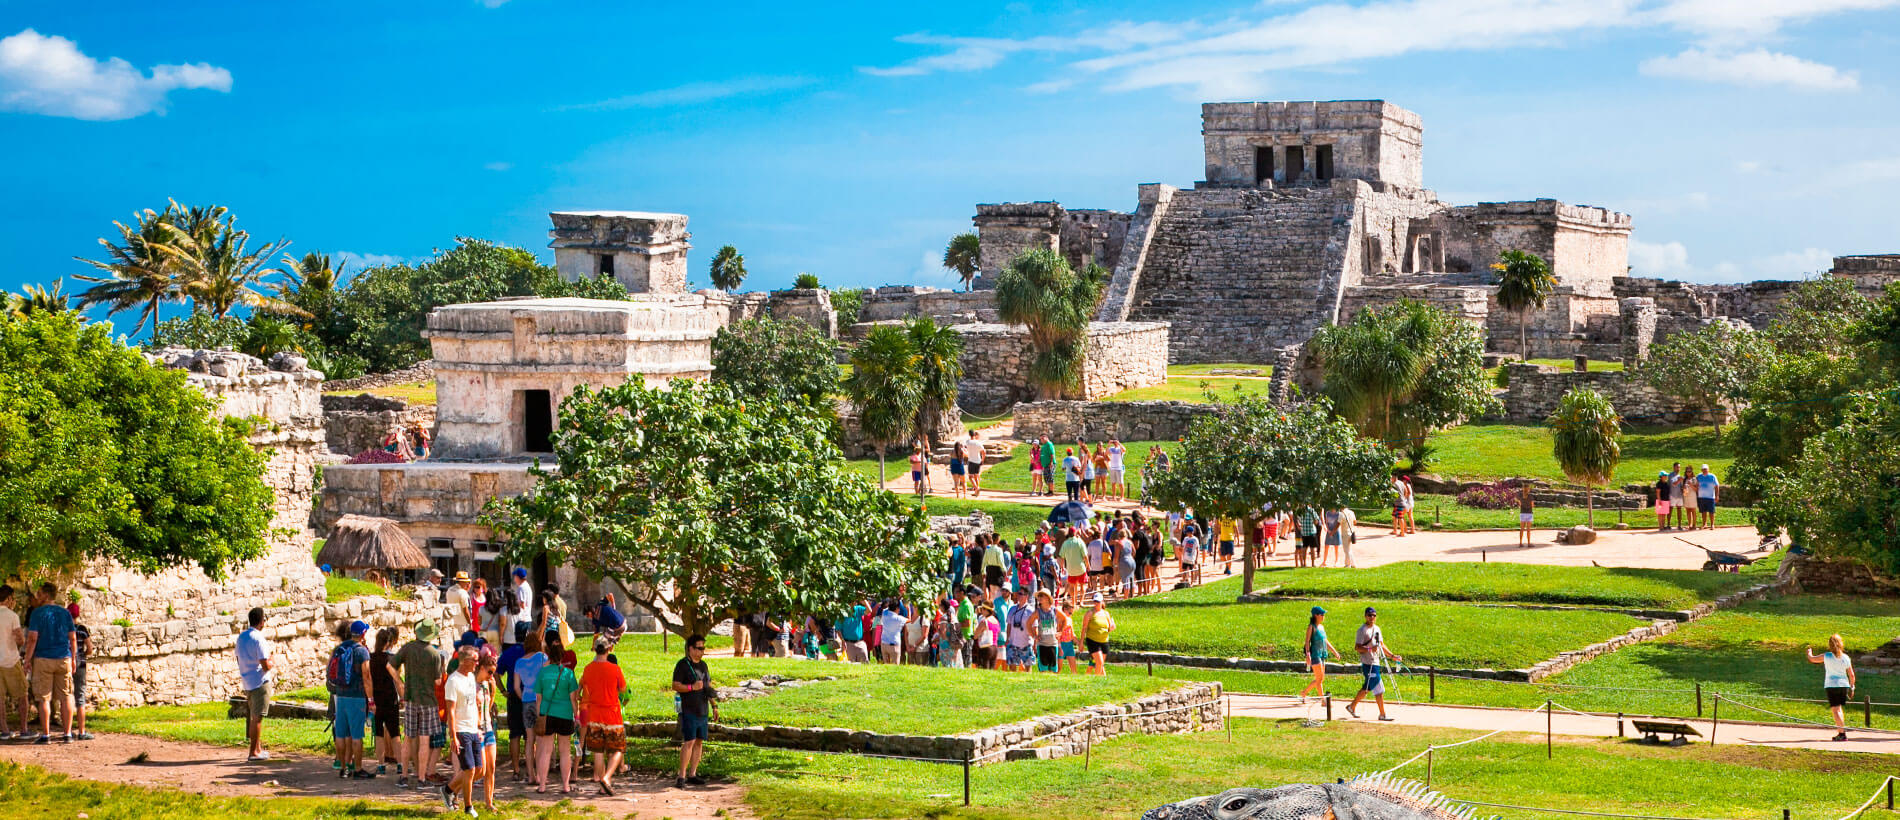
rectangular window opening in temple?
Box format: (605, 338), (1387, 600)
(1315, 144), (1334, 180)
(1285, 146), (1304, 183)
(1254, 146), (1274, 184)
(522, 389), (553, 452)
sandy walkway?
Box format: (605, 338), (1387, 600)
(1229, 694), (1900, 755)
(0, 732), (751, 818)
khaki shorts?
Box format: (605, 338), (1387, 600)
(30, 657), (71, 702)
(245, 684), (271, 720)
(0, 664), (25, 705)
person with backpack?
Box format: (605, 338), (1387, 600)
(327, 620), (375, 779)
(389, 619), (446, 788)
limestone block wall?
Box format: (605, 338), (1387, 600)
(1426, 200), (1630, 296)
(1200, 100), (1422, 189)
(973, 202), (1063, 284)
(321, 393), (437, 455)
(315, 462), (539, 534)
(955, 322), (1169, 414)
(1501, 364), (1701, 424)
(1833, 254), (1900, 293)
(767, 288), (837, 339)
(835, 399), (962, 458)
(1058, 209), (1132, 274)
(1340, 284), (1489, 324)
(1011, 400), (1220, 444)
(856, 287), (998, 325)
(319, 360), (434, 393)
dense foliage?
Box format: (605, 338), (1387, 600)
(1548, 388), (1621, 526)
(845, 325), (922, 481)
(994, 248), (1106, 399)
(904, 317), (963, 447)
(830, 287), (867, 327)
(1640, 319), (1771, 434)
(794, 272), (822, 290)
(0, 312), (274, 579)
(484, 379), (934, 637)
(1146, 394), (1395, 593)
(1456, 478), (1527, 510)
(1311, 300), (1498, 466)
(710, 318), (840, 413)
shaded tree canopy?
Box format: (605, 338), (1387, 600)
(0, 311), (275, 579)
(1311, 300), (1498, 464)
(1549, 387), (1621, 527)
(711, 318), (840, 413)
(993, 248), (1105, 399)
(1640, 319), (1771, 435)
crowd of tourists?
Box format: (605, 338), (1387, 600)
(0, 582), (92, 745)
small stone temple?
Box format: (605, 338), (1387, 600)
(316, 296), (718, 618)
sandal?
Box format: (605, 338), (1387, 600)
(601, 781), (615, 797)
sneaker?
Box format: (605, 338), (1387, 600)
(1344, 706), (1357, 719)
(1835, 732), (1849, 742)
(377, 764), (387, 775)
(397, 775), (409, 788)
(1379, 715), (1396, 722)
(332, 760), (342, 770)
(352, 769), (376, 780)
(675, 776), (687, 789)
(33, 735), (48, 745)
(59, 734), (71, 743)
(440, 785), (457, 811)
(339, 766), (350, 779)
(465, 809), (478, 819)
(75, 733), (93, 741)
(686, 775), (707, 786)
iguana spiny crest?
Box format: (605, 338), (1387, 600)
(1141, 773), (1484, 820)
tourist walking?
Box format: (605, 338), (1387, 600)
(674, 634), (718, 788)
(511, 630), (548, 782)
(1006, 588), (1034, 672)
(1029, 437), (1046, 496)
(1654, 471), (1673, 530)
(531, 649), (578, 794)
(1179, 523), (1202, 586)
(1058, 602), (1081, 673)
(66, 603), (89, 741)
(235, 607), (274, 760)
(1082, 593), (1115, 676)
(1517, 485), (1535, 548)
(23, 582), (75, 744)
(910, 443), (928, 497)
(1333, 507), (1359, 569)
(579, 637), (629, 795)
(390, 619), (445, 788)
(964, 431), (987, 497)
(475, 651), (501, 812)
(1695, 464), (1721, 530)
(1060, 528), (1088, 605)
(369, 627), (402, 775)
(1808, 634), (1856, 742)
(1298, 606), (1340, 701)
(1345, 607), (1402, 721)
(440, 646), (481, 815)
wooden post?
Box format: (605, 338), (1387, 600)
(1426, 748), (1434, 788)
(1865, 694), (1873, 729)
(1325, 694), (1333, 722)
(963, 750), (972, 807)
(1886, 777), (1893, 811)
(1429, 667), (1437, 702)
(1226, 695), (1233, 743)
(1546, 699), (1553, 760)
(1148, 660), (1153, 677)
(1695, 683), (1702, 717)
(1710, 696), (1720, 746)
(1435, 504), (1441, 525)
(1084, 735), (1091, 771)
(1617, 712), (1624, 738)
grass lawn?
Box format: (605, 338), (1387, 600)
(1360, 493), (1754, 531)
(1102, 378), (1272, 403)
(1427, 422), (1732, 487)
(322, 379), (436, 406)
(609, 718), (1897, 820)
(323, 575), (385, 603)
(1166, 362), (1275, 377)
(1113, 595), (1643, 670)
(1196, 562), (1759, 610)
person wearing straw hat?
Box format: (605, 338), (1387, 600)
(1346, 607), (1402, 722)
(446, 572), (474, 639)
(1807, 634), (1856, 742)
(1298, 605), (1340, 701)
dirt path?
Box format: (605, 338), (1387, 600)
(0, 732), (752, 818)
(1229, 694), (1900, 755)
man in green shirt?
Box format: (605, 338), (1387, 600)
(954, 587), (977, 667)
(1058, 528), (1088, 606)
(388, 619), (445, 787)
(1039, 439), (1057, 496)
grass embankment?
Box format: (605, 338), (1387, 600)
(1165, 362), (1275, 377)
(1359, 494), (1753, 530)
(1485, 357), (1624, 383)
(321, 378), (436, 405)
(1102, 378), (1273, 403)
(1428, 422), (1732, 487)
(1187, 562), (1761, 610)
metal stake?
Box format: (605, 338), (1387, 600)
(1617, 712), (1624, 738)
(1866, 694), (1874, 729)
(1325, 694), (1333, 722)
(1546, 699), (1553, 760)
(963, 750), (972, 806)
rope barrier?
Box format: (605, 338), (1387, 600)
(1380, 702), (1554, 775)
(1835, 775), (1899, 820)
(1712, 696), (1900, 736)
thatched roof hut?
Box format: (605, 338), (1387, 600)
(317, 515), (429, 572)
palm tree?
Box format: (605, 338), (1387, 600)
(994, 248), (1105, 399)
(1492, 249), (1557, 360)
(943, 232), (981, 289)
(709, 245), (746, 291)
(846, 325), (922, 484)
(277, 251), (343, 328)
(73, 208), (188, 335)
(1549, 387), (1621, 528)
(163, 222), (303, 319)
(8, 279), (74, 317)
(905, 317), (964, 449)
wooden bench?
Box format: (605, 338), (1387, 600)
(1630, 719), (1701, 746)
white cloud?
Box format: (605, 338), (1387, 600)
(1735, 160), (1764, 173)
(477, 0), (512, 7)
(1630, 239), (1692, 277)
(333, 251), (410, 273)
(1640, 48), (1858, 90)
(1649, 0), (1900, 43)
(1629, 239), (1835, 282)
(1754, 247), (1835, 278)
(1846, 156), (1900, 180)
(0, 28), (231, 120)
(483, 161), (513, 172)
(861, 21), (1198, 77)
(565, 75), (812, 110)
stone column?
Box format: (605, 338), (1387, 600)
(1618, 297), (1657, 367)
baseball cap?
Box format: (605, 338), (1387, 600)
(349, 620), (370, 636)
(1310, 605), (1327, 615)
(1365, 606), (1378, 616)
(1659, 471), (1669, 477)
(1701, 464), (1710, 470)
(513, 567), (528, 579)
(1091, 592), (1105, 603)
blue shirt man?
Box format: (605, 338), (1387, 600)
(836, 605), (867, 643)
(27, 599), (73, 661)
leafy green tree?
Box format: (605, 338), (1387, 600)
(943, 232), (981, 289)
(74, 207), (188, 335)
(148, 313), (249, 350)
(484, 379), (932, 637)
(830, 287), (867, 328)
(709, 245), (746, 292)
(1640, 320), (1771, 435)
(1756, 392), (1900, 571)
(1765, 276), (1872, 357)
(1492, 249), (1557, 360)
(711, 318), (840, 413)
(906, 317), (963, 448)
(1548, 388), (1621, 527)
(846, 325), (922, 483)
(794, 272), (822, 290)
(0, 311), (275, 579)
(1311, 300), (1498, 465)
(333, 238), (560, 372)
(1727, 352), (1862, 499)
(994, 248), (1106, 399)
(1148, 394), (1395, 594)
(543, 271), (631, 301)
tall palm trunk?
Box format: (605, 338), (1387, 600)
(1519, 308), (1530, 360)
(1585, 488), (1594, 528)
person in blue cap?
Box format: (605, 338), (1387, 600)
(1346, 606), (1403, 721)
(1298, 606), (1340, 702)
(327, 620), (375, 779)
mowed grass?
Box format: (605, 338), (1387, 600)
(1428, 422), (1733, 487)
(323, 575), (386, 602)
(1195, 562), (1760, 610)
(1358, 493), (1754, 531)
(321, 379), (436, 406)
(1102, 377), (1273, 403)
(1165, 362), (1275, 377)
(607, 719), (1900, 820)
(1112, 596), (1644, 670)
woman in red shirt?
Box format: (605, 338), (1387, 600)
(576, 638), (628, 795)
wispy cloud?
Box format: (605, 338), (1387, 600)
(861, 0), (1894, 98)
(483, 161), (513, 172)
(1630, 238), (1835, 282)
(0, 28), (231, 120)
(333, 251), (411, 273)
(1641, 48), (1858, 90)
(565, 75), (813, 111)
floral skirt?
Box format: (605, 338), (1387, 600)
(583, 722), (626, 753)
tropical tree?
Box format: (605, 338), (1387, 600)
(1492, 249), (1557, 360)
(710, 318), (840, 413)
(0, 311), (275, 578)
(1765, 275), (1873, 357)
(905, 317), (964, 448)
(709, 245), (746, 292)
(484, 379), (934, 638)
(794, 272), (821, 290)
(943, 232), (981, 289)
(73, 207), (187, 335)
(993, 248), (1106, 399)
(1641, 320), (1772, 435)
(846, 325), (922, 483)
(8, 280), (72, 317)
(1310, 300), (1498, 466)
(1548, 388), (1621, 527)
(161, 218), (302, 319)
(1755, 391), (1900, 571)
(1147, 394), (1396, 594)
(333, 238), (561, 372)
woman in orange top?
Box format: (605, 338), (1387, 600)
(576, 637), (629, 795)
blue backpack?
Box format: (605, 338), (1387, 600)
(325, 643), (358, 694)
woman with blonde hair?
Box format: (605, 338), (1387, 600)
(1807, 634), (1856, 741)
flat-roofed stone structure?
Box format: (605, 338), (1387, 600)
(548, 210), (691, 294)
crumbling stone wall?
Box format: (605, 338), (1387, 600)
(321, 393), (437, 455)
(1340, 284), (1489, 324)
(835, 400), (961, 458)
(955, 322), (1169, 414)
(1011, 400), (1220, 443)
(856, 287), (998, 325)
(319, 360), (434, 393)
(1500, 363), (1701, 424)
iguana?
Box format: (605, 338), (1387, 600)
(1141, 773), (1484, 820)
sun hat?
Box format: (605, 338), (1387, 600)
(453, 571), (471, 582)
(427, 568), (443, 579)
(1700, 464), (1710, 470)
(1310, 605), (1326, 615)
(1091, 592), (1105, 603)
(414, 619), (437, 641)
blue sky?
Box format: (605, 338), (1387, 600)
(5, 0), (1899, 330)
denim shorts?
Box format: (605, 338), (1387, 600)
(680, 712), (710, 742)
(333, 696), (368, 739)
